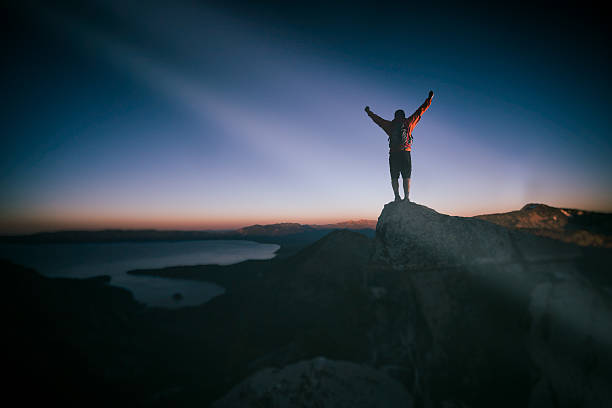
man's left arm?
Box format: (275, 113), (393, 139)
(365, 106), (391, 130)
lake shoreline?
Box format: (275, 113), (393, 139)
(0, 239), (281, 308)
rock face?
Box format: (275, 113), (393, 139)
(374, 201), (584, 269)
(213, 357), (413, 408)
(366, 201), (612, 408)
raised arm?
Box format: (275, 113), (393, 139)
(365, 106), (391, 129)
(408, 91), (434, 125)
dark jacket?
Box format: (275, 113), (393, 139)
(367, 96), (432, 152)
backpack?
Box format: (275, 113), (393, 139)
(389, 119), (412, 150)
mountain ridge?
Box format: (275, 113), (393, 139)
(0, 219), (378, 243)
(476, 202), (612, 247)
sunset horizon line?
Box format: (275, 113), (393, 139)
(3, 200), (611, 236)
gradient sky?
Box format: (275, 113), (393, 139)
(2, 0), (610, 233)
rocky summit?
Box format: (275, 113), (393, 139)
(373, 200), (582, 268)
(365, 201), (612, 407)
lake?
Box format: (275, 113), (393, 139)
(0, 240), (280, 308)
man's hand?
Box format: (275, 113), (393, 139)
(365, 106), (370, 113)
(428, 90), (434, 99)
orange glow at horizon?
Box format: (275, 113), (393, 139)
(3, 197), (611, 235)
(0, 209), (382, 234)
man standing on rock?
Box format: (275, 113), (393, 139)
(365, 91), (434, 202)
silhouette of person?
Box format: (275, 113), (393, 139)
(365, 91), (434, 202)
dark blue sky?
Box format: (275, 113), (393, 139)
(2, 1), (610, 233)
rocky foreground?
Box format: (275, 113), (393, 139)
(5, 201), (612, 407)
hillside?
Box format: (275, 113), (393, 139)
(476, 203), (612, 247)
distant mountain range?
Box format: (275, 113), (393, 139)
(236, 219), (378, 236)
(0, 220), (378, 244)
(2, 204), (610, 249)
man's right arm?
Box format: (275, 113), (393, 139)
(365, 106), (390, 129)
(407, 91), (434, 126)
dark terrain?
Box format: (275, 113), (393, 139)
(4, 203), (612, 407)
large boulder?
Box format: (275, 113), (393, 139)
(373, 200), (581, 268)
(212, 357), (413, 408)
(365, 201), (612, 407)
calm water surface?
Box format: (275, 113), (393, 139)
(0, 240), (279, 308)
